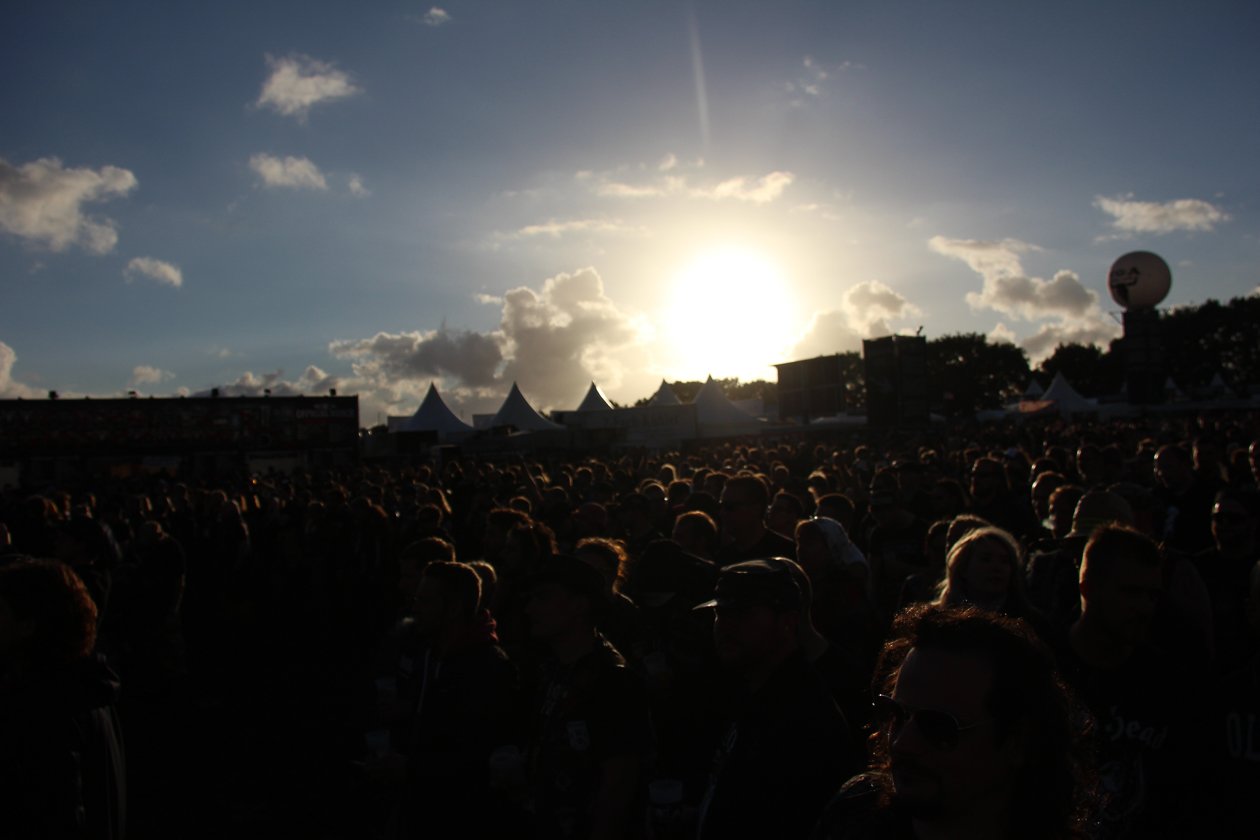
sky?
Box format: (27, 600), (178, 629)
(2, 0), (1257, 423)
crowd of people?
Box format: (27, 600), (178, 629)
(1, 412), (1258, 839)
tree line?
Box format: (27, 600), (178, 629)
(639, 293), (1260, 418)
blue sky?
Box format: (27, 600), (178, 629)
(2, 0), (1256, 421)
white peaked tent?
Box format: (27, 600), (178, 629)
(1022, 378), (1045, 399)
(574, 381), (614, 412)
(692, 375), (764, 435)
(404, 382), (474, 436)
(1041, 372), (1096, 415)
(489, 382), (564, 431)
(647, 380), (681, 406)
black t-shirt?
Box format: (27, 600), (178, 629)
(1199, 655), (1260, 834)
(1052, 638), (1206, 839)
(529, 636), (654, 840)
(698, 653), (860, 840)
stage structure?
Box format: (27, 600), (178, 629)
(1108, 251), (1172, 405)
(863, 335), (929, 426)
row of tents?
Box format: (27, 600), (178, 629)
(394, 369), (1258, 445)
(393, 376), (766, 443)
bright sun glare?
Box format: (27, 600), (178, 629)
(663, 246), (798, 381)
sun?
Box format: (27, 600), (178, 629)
(661, 246), (798, 381)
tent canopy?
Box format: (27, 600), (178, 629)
(405, 382), (473, 435)
(647, 380), (681, 406)
(490, 382), (564, 431)
(574, 381), (614, 412)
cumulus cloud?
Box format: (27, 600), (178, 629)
(331, 327), (504, 388)
(256, 54), (359, 120)
(0, 341), (39, 398)
(250, 154), (328, 190)
(330, 267), (651, 411)
(348, 174), (370, 197)
(929, 236), (1096, 321)
(0, 157), (137, 253)
(130, 365), (173, 387)
(585, 160), (794, 205)
(791, 311), (865, 357)
(928, 236), (1039, 285)
(929, 234), (1120, 361)
(196, 365), (340, 398)
(420, 7), (451, 26)
(124, 257), (183, 288)
(1019, 318), (1122, 362)
(987, 322), (1019, 345)
(791, 280), (920, 357)
(1094, 195), (1229, 235)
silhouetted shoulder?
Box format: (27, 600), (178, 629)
(814, 774), (913, 840)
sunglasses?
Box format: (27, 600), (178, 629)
(872, 694), (986, 750)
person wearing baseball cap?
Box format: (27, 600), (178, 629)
(694, 558), (859, 840)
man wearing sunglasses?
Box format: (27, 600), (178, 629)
(817, 604), (1092, 840)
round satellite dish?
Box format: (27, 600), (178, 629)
(1108, 251), (1171, 309)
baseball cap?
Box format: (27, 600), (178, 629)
(694, 557), (805, 612)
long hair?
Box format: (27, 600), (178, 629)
(936, 526), (1033, 616)
(868, 604), (1095, 840)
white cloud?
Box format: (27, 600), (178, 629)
(1019, 317), (1121, 363)
(987, 322), (1019, 345)
(791, 280), (920, 357)
(929, 234), (1120, 361)
(510, 218), (647, 239)
(586, 159), (794, 204)
(196, 365), (340, 398)
(0, 157), (137, 253)
(256, 54), (359, 120)
(929, 236), (1095, 321)
(0, 341), (39, 398)
(596, 177), (681, 199)
(928, 236), (1039, 285)
(1094, 195), (1229, 235)
(791, 310), (865, 357)
(331, 327), (504, 388)
(348, 174), (370, 197)
(330, 267), (652, 411)
(249, 153), (328, 190)
(701, 171), (795, 204)
(124, 257), (183, 288)
(421, 7), (451, 26)
(130, 365), (173, 387)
